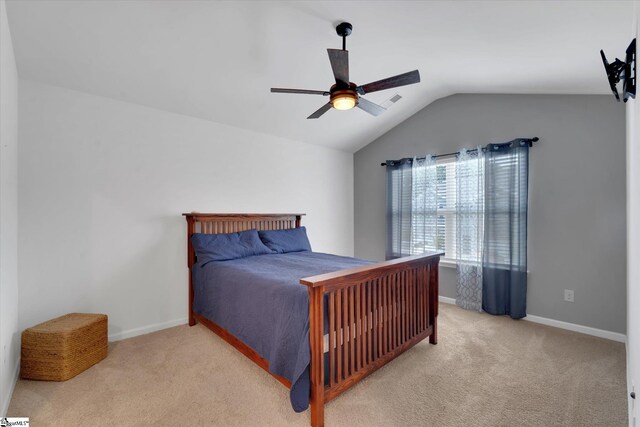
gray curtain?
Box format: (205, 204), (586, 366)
(482, 140), (529, 319)
(386, 156), (438, 259)
(386, 159), (413, 259)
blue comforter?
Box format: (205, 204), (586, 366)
(192, 251), (371, 412)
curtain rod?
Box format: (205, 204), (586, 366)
(380, 137), (539, 167)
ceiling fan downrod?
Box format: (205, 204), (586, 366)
(336, 22), (352, 51)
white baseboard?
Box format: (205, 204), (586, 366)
(108, 317), (188, 342)
(438, 296), (456, 305)
(437, 295), (626, 343)
(524, 314), (626, 343)
(1, 359), (20, 416)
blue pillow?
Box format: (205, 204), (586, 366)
(258, 227), (312, 254)
(191, 229), (273, 264)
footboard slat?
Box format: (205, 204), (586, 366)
(336, 290), (342, 383)
(424, 265), (430, 333)
(411, 269), (416, 338)
(400, 271), (407, 343)
(409, 269), (414, 339)
(407, 271), (411, 338)
(419, 266), (424, 332)
(385, 276), (390, 351)
(394, 275), (399, 349)
(342, 287), (348, 379)
(372, 280), (377, 360)
(301, 253), (441, 426)
(349, 286), (355, 376)
(360, 284), (366, 368)
(380, 278), (385, 356)
(355, 285), (361, 371)
(329, 291), (335, 387)
(390, 275), (395, 350)
(378, 278), (384, 358)
(406, 272), (410, 340)
(362, 284), (375, 364)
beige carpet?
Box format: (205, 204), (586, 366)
(8, 304), (627, 426)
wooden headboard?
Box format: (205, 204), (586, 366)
(182, 213), (305, 325)
(183, 213), (303, 235)
(183, 213), (305, 266)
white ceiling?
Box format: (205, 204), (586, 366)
(5, 1), (636, 152)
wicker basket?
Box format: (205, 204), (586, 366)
(21, 313), (108, 381)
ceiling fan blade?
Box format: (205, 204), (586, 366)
(271, 88), (329, 95)
(357, 70), (421, 95)
(327, 49), (349, 85)
(307, 102), (333, 119)
(357, 97), (386, 116)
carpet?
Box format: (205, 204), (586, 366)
(7, 303), (627, 426)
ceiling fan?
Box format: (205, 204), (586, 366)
(271, 22), (421, 119)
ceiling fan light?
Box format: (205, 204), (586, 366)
(332, 94), (357, 110)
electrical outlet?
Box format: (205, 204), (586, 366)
(564, 289), (574, 303)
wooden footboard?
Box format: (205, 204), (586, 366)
(301, 253), (441, 427)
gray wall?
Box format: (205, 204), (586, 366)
(354, 94), (627, 334)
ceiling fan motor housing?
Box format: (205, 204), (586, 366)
(330, 82), (359, 110)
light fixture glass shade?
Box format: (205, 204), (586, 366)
(332, 95), (357, 110)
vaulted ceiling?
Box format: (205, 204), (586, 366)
(5, 1), (635, 152)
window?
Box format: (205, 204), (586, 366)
(387, 143), (528, 273)
(410, 158), (460, 261)
(387, 156), (483, 264)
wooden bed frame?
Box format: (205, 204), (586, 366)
(183, 213), (441, 427)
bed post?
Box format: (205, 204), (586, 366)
(308, 286), (325, 427)
(186, 215), (196, 327)
(429, 260), (439, 344)
(295, 214), (302, 228)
